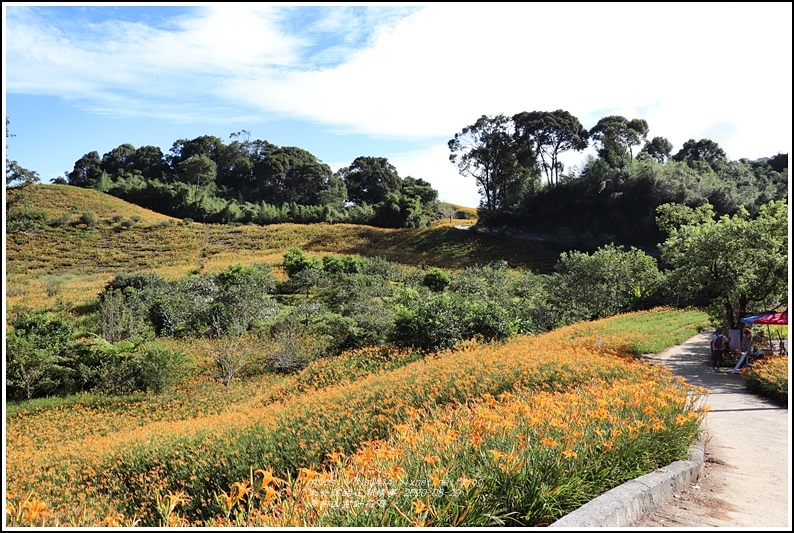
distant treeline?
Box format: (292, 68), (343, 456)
(59, 133), (445, 228)
(448, 112), (788, 247)
(58, 111), (789, 243)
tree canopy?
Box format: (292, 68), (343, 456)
(448, 114), (535, 212)
(512, 110), (589, 186)
(658, 199), (788, 329)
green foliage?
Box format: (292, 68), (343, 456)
(449, 114), (536, 211)
(5, 311), (76, 400)
(282, 248), (321, 277)
(72, 336), (189, 395)
(78, 210), (100, 229)
(321, 254), (362, 275)
(422, 267), (451, 292)
(545, 244), (664, 325)
(267, 332), (329, 373)
(512, 109), (589, 186)
(672, 138), (727, 171)
(5, 205), (49, 234)
(211, 263), (278, 335)
(658, 200), (788, 328)
(638, 136), (673, 163)
(392, 291), (466, 351)
(97, 287), (152, 342)
(589, 115), (649, 166)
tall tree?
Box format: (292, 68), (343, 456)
(639, 136), (674, 164)
(101, 143), (137, 178)
(672, 138), (727, 171)
(67, 151), (103, 187)
(259, 146), (345, 207)
(179, 154), (218, 194)
(337, 156), (402, 206)
(449, 114), (530, 211)
(130, 145), (170, 182)
(167, 135), (225, 175)
(658, 200), (788, 329)
(589, 115), (649, 166)
(512, 110), (589, 186)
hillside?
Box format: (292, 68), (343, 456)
(5, 184), (561, 313)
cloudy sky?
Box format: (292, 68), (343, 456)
(3, 2), (792, 207)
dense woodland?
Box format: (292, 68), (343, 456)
(31, 110), (787, 247)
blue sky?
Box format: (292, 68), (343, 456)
(3, 2), (792, 208)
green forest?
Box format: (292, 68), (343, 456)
(9, 111), (789, 247)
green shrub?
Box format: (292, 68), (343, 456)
(71, 337), (189, 395)
(78, 211), (100, 228)
(5, 311), (76, 400)
(283, 248), (321, 277)
(392, 292), (465, 351)
(422, 267), (451, 292)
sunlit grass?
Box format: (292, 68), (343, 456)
(6, 185), (558, 314)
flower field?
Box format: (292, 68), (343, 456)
(5, 307), (710, 527)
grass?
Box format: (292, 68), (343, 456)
(6, 184), (560, 313)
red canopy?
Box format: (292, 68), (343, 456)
(751, 312), (788, 325)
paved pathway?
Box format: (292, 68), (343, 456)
(631, 330), (790, 528)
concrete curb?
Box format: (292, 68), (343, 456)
(549, 438), (705, 528)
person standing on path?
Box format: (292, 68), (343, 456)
(708, 328), (728, 372)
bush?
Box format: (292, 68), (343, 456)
(283, 248), (321, 277)
(78, 210), (100, 228)
(5, 311), (76, 400)
(422, 267), (451, 292)
(71, 337), (189, 395)
(5, 206), (49, 233)
(392, 292), (465, 351)
(267, 332), (329, 373)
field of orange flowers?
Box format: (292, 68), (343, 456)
(5, 308), (711, 527)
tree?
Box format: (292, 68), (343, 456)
(512, 110), (589, 186)
(67, 151), (103, 187)
(672, 138), (727, 171)
(179, 154), (217, 194)
(639, 136), (674, 164)
(259, 146), (346, 207)
(658, 200), (788, 329)
(101, 143), (137, 177)
(131, 145), (170, 181)
(5, 118), (41, 187)
(545, 243), (663, 324)
(167, 135), (224, 172)
(337, 156), (402, 206)
(449, 114), (531, 211)
(589, 115), (649, 166)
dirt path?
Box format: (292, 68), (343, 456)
(630, 331), (790, 528)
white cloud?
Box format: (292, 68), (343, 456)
(5, 2), (791, 195)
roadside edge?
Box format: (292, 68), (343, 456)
(549, 437), (705, 528)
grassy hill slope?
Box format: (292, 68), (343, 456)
(5, 185), (562, 313)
